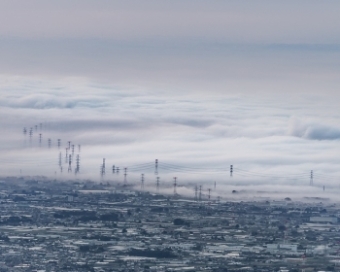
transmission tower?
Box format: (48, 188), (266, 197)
(78, 144), (81, 152)
(75, 155), (80, 174)
(48, 138), (51, 148)
(29, 128), (33, 140)
(35, 125), (38, 131)
(57, 139), (61, 149)
(68, 141), (71, 149)
(23, 127), (27, 135)
(100, 158), (105, 178)
(208, 188), (211, 200)
(39, 134), (42, 146)
(173, 177), (177, 196)
(112, 165), (115, 174)
(68, 155), (72, 173)
(72, 145), (75, 155)
(155, 159), (158, 175)
(195, 185), (198, 201)
(230, 165), (233, 177)
(65, 148), (68, 163)
(116, 167), (120, 174)
(214, 181), (216, 190)
(141, 174), (144, 190)
(310, 170), (313, 186)
(199, 185), (202, 201)
(58, 152), (62, 172)
(124, 168), (127, 183)
(156, 177), (160, 192)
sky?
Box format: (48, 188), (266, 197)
(1, 1), (340, 200)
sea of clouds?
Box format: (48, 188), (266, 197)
(1, 76), (340, 201)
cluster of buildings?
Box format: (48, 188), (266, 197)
(0, 177), (340, 271)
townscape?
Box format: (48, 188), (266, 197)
(0, 177), (340, 272)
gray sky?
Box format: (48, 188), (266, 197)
(0, 0), (339, 93)
(1, 1), (340, 198)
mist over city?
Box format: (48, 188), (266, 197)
(1, 1), (340, 271)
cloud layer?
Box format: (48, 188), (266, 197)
(1, 77), (340, 200)
(0, 2), (339, 200)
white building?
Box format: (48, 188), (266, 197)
(266, 243), (298, 253)
(310, 216), (337, 224)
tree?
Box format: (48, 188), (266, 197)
(173, 218), (189, 226)
(278, 225), (286, 232)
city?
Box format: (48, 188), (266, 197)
(0, 177), (339, 271)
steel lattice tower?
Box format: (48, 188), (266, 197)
(310, 170), (313, 186)
(156, 177), (160, 192)
(68, 155), (72, 173)
(173, 177), (177, 196)
(124, 168), (127, 183)
(155, 159), (158, 175)
(141, 174), (144, 190)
